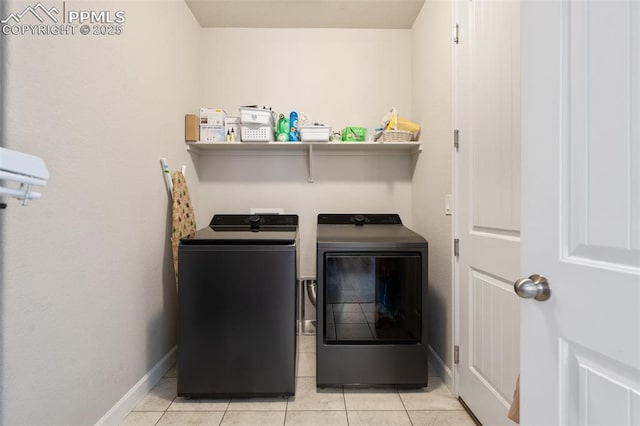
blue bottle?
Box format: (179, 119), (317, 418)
(289, 111), (299, 142)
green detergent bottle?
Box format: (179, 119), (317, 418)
(276, 114), (289, 142)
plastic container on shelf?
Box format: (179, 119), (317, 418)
(300, 126), (332, 142)
(240, 124), (274, 142)
(239, 107), (275, 126)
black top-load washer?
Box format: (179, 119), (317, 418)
(316, 214), (428, 387)
(177, 214), (298, 398)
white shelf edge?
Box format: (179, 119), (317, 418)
(187, 141), (422, 154)
(186, 141), (422, 181)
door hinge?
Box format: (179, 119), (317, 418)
(453, 129), (459, 152)
(454, 238), (460, 257)
(454, 345), (460, 364)
(454, 24), (460, 44)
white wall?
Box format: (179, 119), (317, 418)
(0, 1), (200, 424)
(196, 28), (414, 276)
(199, 28), (412, 131)
(410, 0), (454, 378)
(197, 152), (414, 277)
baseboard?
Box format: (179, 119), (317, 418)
(95, 346), (177, 426)
(428, 344), (454, 394)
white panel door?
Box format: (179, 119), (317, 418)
(455, 0), (521, 424)
(520, 0), (640, 425)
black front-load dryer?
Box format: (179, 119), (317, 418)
(316, 213), (428, 387)
(178, 214), (298, 398)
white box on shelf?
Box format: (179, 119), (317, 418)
(200, 108), (226, 126)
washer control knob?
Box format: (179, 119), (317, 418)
(248, 215), (261, 231)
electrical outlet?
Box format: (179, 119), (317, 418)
(250, 207), (284, 215)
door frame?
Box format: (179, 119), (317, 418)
(450, 0), (521, 415)
(451, 0), (462, 400)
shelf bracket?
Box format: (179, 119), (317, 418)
(307, 143), (314, 183)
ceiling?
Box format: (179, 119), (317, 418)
(184, 0), (426, 29)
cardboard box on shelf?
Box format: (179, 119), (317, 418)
(185, 114), (199, 142)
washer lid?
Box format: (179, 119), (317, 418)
(210, 214), (298, 230)
(316, 213), (427, 246)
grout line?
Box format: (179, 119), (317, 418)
(152, 394), (176, 426)
(395, 384), (414, 426)
(129, 346), (466, 426)
(152, 410), (163, 426)
(219, 410), (228, 426)
(342, 385), (349, 425)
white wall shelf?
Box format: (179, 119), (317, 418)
(186, 141), (422, 182)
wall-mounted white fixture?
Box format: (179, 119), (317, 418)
(0, 147), (49, 206)
(445, 194), (453, 216)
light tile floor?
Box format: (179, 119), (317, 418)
(121, 335), (476, 426)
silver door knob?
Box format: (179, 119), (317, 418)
(514, 274), (551, 301)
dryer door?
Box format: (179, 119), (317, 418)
(323, 252), (422, 344)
